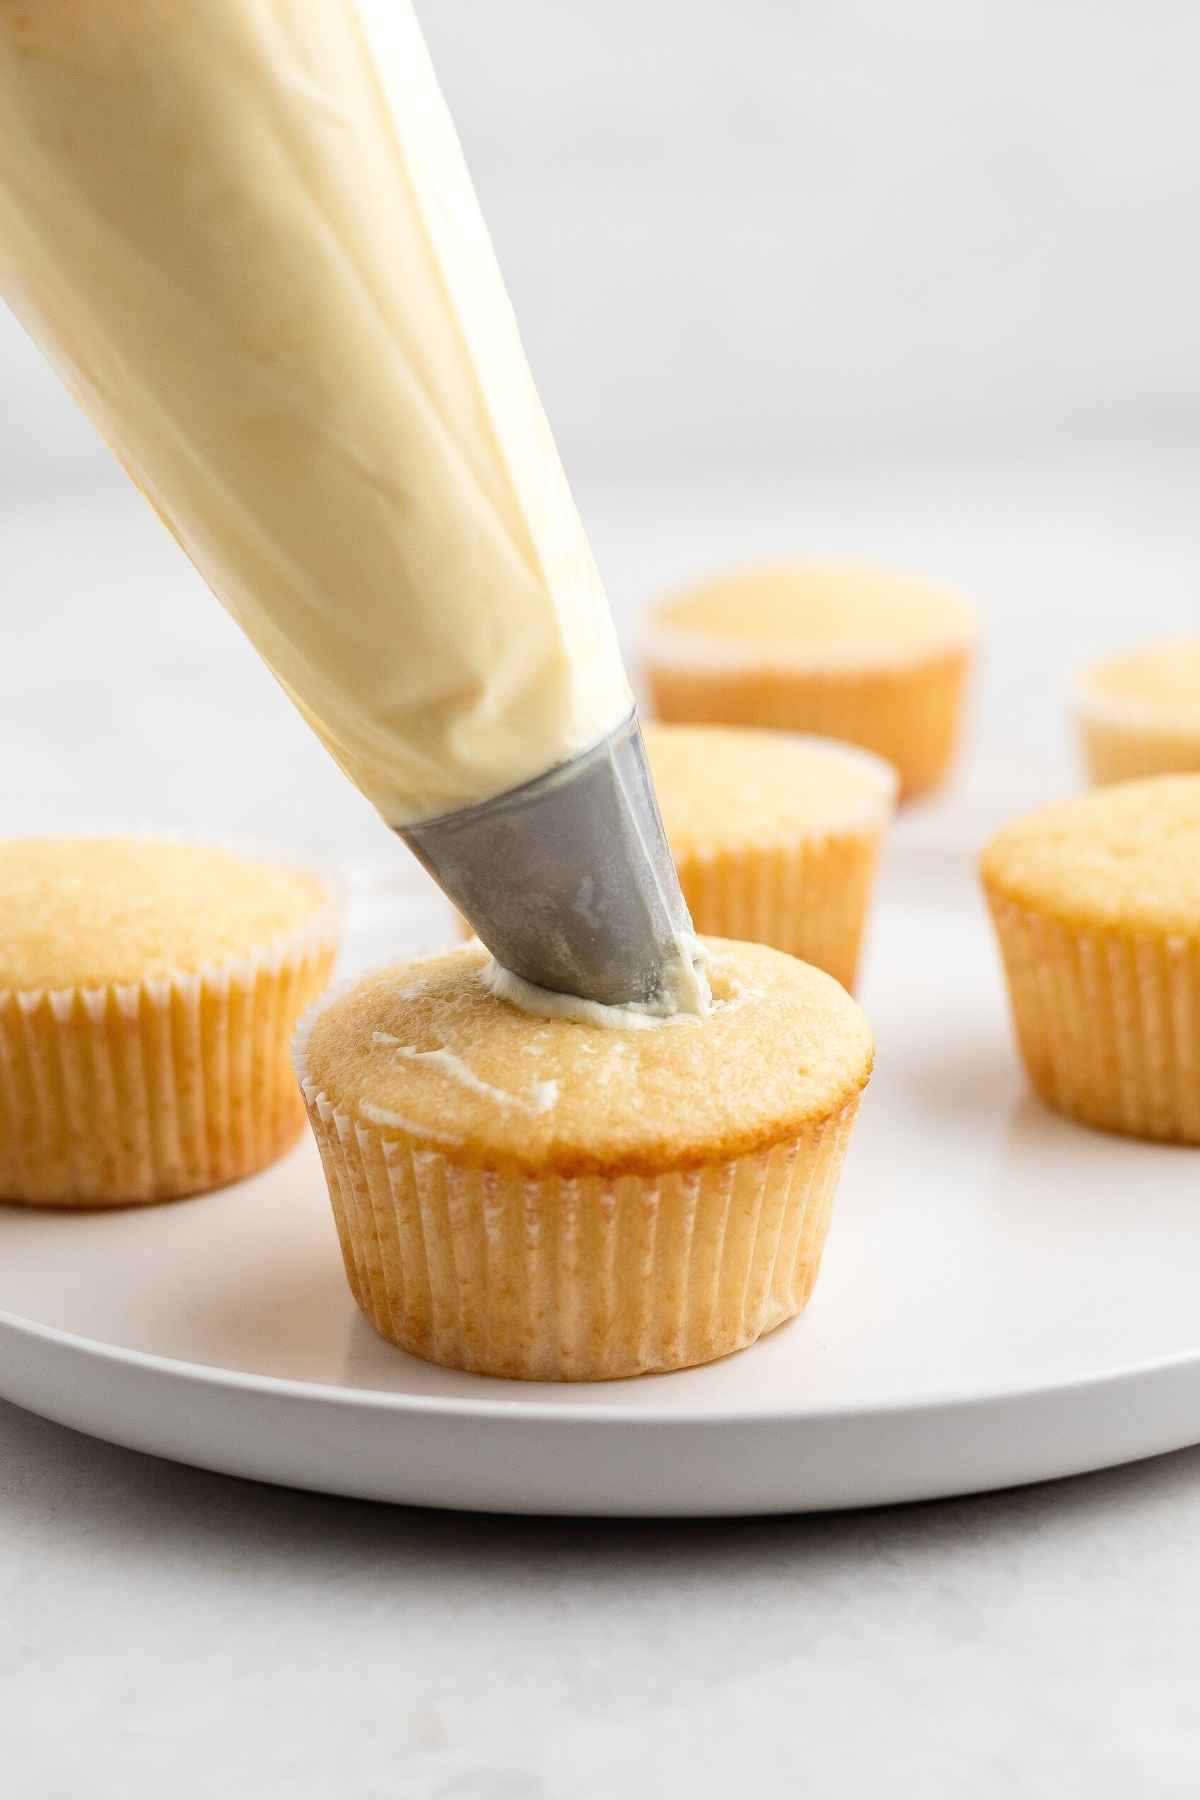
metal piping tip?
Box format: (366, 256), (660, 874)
(399, 711), (697, 1010)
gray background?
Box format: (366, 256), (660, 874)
(4, 0), (1199, 489)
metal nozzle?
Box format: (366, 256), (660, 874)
(399, 711), (695, 1008)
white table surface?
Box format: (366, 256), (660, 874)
(3, 445), (1199, 1796)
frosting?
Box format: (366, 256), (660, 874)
(372, 1031), (558, 1112)
(0, 0), (631, 826)
(481, 934), (714, 1031)
(294, 939), (874, 1175)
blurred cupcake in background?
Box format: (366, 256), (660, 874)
(644, 725), (896, 991)
(1075, 637), (1200, 785)
(0, 837), (340, 1207)
(981, 776), (1200, 1143)
(642, 561), (977, 799)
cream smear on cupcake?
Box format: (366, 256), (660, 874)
(357, 949), (754, 1141)
(373, 1031), (559, 1114)
(482, 932), (713, 1030)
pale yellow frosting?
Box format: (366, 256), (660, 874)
(0, 0), (630, 825)
(0, 837), (329, 990)
(650, 562), (977, 667)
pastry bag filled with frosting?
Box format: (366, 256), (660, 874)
(0, 0), (632, 827)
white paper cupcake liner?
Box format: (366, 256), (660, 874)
(0, 860), (342, 1206)
(1074, 684), (1200, 786)
(986, 891), (1200, 1143)
(642, 632), (974, 799)
(294, 984), (859, 1380)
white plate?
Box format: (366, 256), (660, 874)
(2, 844), (1199, 1516)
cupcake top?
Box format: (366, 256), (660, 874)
(644, 724), (896, 850)
(1078, 638), (1200, 728)
(648, 562), (977, 668)
(298, 938), (872, 1177)
(0, 837), (331, 992)
(981, 777), (1200, 937)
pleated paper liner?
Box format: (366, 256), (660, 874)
(673, 787), (891, 992)
(643, 629), (973, 800)
(986, 891), (1200, 1143)
(456, 837), (885, 990)
(0, 891), (341, 1207)
(1075, 689), (1200, 787)
(450, 738), (896, 992)
(294, 983), (862, 1381)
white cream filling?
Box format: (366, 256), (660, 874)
(372, 1032), (560, 1112)
(480, 933), (714, 1032)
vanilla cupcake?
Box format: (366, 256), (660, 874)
(982, 777), (1200, 1142)
(0, 837), (340, 1206)
(294, 938), (872, 1381)
(1075, 637), (1200, 785)
(644, 725), (895, 990)
(643, 561), (977, 798)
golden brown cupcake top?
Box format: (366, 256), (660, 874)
(649, 561), (977, 666)
(1078, 638), (1200, 726)
(0, 837), (330, 991)
(981, 776), (1200, 937)
(644, 724), (896, 850)
(299, 938), (872, 1177)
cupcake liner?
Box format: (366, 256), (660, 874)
(294, 993), (858, 1379)
(643, 637), (973, 800)
(0, 891), (341, 1206)
(453, 790), (891, 989)
(675, 822), (886, 992)
(985, 891), (1200, 1143)
(1075, 690), (1200, 786)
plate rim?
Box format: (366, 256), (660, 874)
(4, 1296), (1200, 1430)
(5, 834), (1200, 1511)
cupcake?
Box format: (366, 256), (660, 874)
(643, 725), (896, 990)
(0, 837), (340, 1206)
(643, 560), (977, 798)
(1075, 637), (1200, 785)
(294, 937), (873, 1380)
(981, 777), (1200, 1142)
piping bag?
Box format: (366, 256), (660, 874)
(0, 0), (704, 1013)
